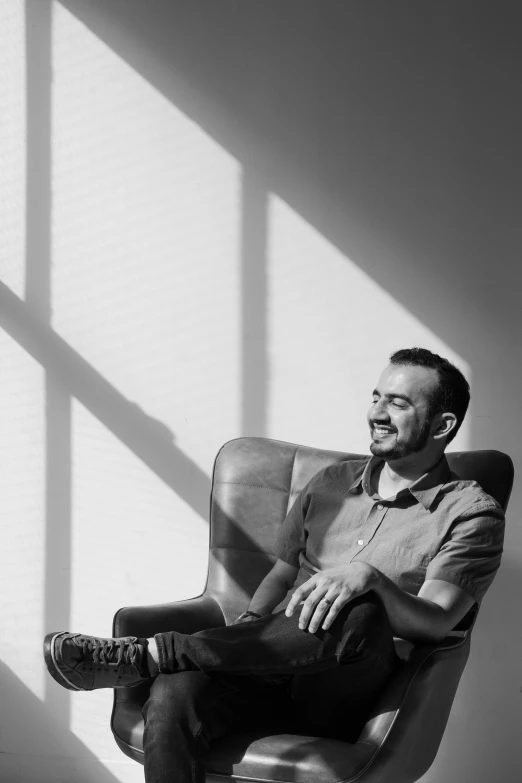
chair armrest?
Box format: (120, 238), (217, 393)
(111, 593), (226, 755)
(112, 594), (226, 638)
(354, 635), (470, 782)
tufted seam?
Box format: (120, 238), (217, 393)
(214, 481), (290, 494)
(210, 545), (277, 556)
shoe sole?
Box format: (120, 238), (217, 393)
(43, 632), (82, 691)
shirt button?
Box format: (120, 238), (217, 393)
(357, 539), (364, 546)
(377, 504), (384, 510)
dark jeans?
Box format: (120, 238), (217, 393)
(142, 594), (399, 783)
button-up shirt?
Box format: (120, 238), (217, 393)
(274, 456), (505, 604)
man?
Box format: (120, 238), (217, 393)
(44, 348), (505, 783)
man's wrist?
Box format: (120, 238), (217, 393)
(237, 609), (262, 621)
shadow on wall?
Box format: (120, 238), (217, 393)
(0, 282), (269, 606)
(0, 662), (120, 783)
(2, 278), (283, 618)
(60, 0), (522, 458)
(0, 282), (210, 519)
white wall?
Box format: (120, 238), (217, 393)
(1, 1), (520, 781)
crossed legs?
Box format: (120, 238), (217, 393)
(141, 594), (398, 783)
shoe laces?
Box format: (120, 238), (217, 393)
(81, 637), (143, 669)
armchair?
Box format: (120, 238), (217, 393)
(111, 437), (513, 783)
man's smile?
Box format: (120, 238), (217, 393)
(371, 425), (396, 439)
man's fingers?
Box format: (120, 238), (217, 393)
(285, 577), (316, 616)
(307, 591), (338, 633)
(298, 585), (332, 629)
(322, 593), (350, 630)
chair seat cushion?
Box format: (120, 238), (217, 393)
(206, 731), (373, 783)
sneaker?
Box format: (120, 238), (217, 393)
(44, 632), (150, 691)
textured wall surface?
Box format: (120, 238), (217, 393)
(1, 1), (521, 781)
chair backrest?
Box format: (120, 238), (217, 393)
(207, 437), (514, 622)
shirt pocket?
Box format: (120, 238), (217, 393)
(365, 542), (430, 595)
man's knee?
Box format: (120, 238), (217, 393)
(341, 591), (390, 625)
(333, 592), (395, 655)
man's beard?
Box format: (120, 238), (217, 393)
(369, 416), (432, 460)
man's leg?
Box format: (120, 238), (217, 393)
(45, 593), (398, 692)
(153, 593), (397, 681)
(149, 593), (398, 747)
(141, 598), (397, 783)
(290, 642), (397, 741)
(142, 671), (291, 783)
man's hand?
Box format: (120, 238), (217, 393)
(285, 563), (378, 633)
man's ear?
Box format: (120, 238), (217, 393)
(431, 412), (457, 441)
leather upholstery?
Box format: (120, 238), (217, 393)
(111, 437), (514, 782)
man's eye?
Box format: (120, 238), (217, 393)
(392, 401), (406, 408)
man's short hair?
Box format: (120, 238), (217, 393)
(389, 347), (470, 443)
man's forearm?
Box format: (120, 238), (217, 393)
(372, 569), (461, 643)
(248, 570), (292, 616)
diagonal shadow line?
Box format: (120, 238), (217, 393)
(0, 281), (210, 520)
(0, 661), (121, 783)
(0, 283), (274, 600)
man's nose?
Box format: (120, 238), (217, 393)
(371, 399), (389, 420)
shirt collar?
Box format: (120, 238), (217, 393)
(348, 455), (452, 510)
(348, 457), (375, 495)
(408, 456), (452, 509)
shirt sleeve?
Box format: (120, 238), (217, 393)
(273, 478), (316, 567)
(425, 500), (505, 604)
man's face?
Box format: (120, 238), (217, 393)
(367, 364), (440, 460)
